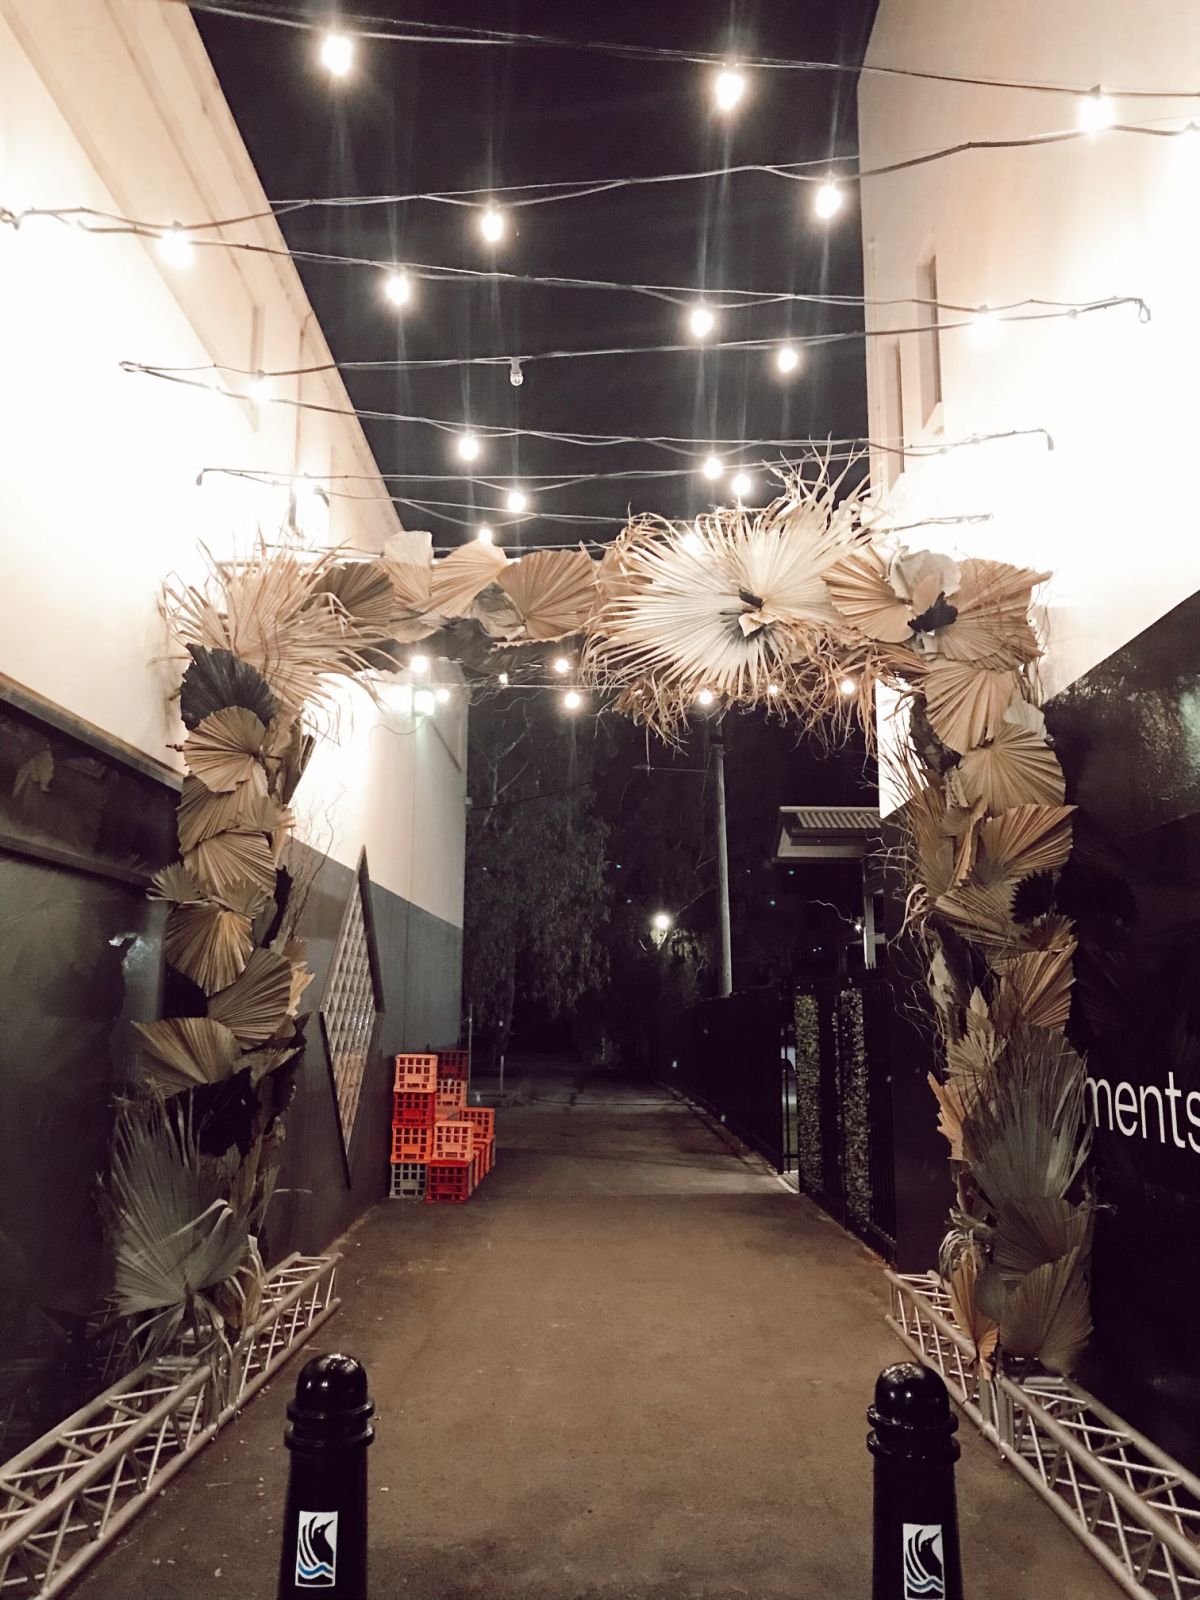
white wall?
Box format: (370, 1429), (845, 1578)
(859, 0), (1200, 808)
(0, 0), (465, 926)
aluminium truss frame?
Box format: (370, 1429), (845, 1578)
(887, 1271), (1200, 1600)
(0, 1251), (339, 1600)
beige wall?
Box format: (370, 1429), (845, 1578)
(0, 0), (465, 926)
(859, 1), (1200, 807)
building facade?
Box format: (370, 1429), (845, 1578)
(860, 0), (1200, 1464)
(0, 0), (465, 1453)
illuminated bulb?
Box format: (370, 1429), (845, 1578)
(969, 305), (1001, 345)
(506, 488), (529, 514)
(436, 687), (451, 704)
(457, 432), (481, 462)
(731, 471), (753, 499)
(1078, 87), (1115, 134)
(384, 270), (411, 307)
(839, 676), (858, 697)
(562, 690), (583, 711)
(409, 654), (430, 675)
(767, 683), (781, 698)
(320, 31), (354, 78)
(700, 454), (724, 482)
(713, 65), (747, 114)
(156, 226), (194, 268)
(696, 688), (715, 708)
(498, 672), (510, 686)
(552, 656), (571, 675)
(509, 359), (524, 387)
(479, 205), (507, 243)
(813, 180), (844, 221)
(249, 374), (272, 406)
(477, 524), (495, 544)
(776, 344), (801, 375)
(652, 911), (673, 932)
(413, 687), (436, 717)
(688, 303), (717, 339)
(681, 530), (705, 557)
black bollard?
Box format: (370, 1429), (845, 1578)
(868, 1361), (963, 1600)
(277, 1354), (375, 1599)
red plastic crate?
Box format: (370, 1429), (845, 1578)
(426, 1158), (475, 1204)
(433, 1119), (474, 1162)
(476, 1138), (494, 1178)
(461, 1106), (495, 1143)
(392, 1089), (436, 1128)
(391, 1123), (435, 1163)
(436, 1077), (466, 1116)
(393, 1053), (438, 1092)
(436, 1048), (470, 1081)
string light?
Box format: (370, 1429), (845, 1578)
(479, 204), (507, 243)
(457, 432), (481, 462)
(839, 676), (858, 696)
(969, 305), (1001, 345)
(712, 65), (747, 114)
(681, 530), (706, 557)
(696, 689), (715, 708)
(509, 359), (524, 387)
(652, 911), (673, 931)
(319, 31), (354, 78)
(506, 488), (530, 513)
(383, 269), (412, 306)
(552, 656), (571, 675)
(436, 687), (452, 704)
(700, 454), (724, 481)
(562, 690), (583, 711)
(767, 683), (781, 698)
(813, 179), (843, 220)
(155, 226), (194, 268)
(249, 374), (272, 406)
(1078, 87), (1115, 133)
(687, 303), (717, 339)
(498, 672), (510, 686)
(731, 471), (753, 499)
(413, 687), (436, 717)
(409, 654), (430, 674)
(477, 523), (495, 544)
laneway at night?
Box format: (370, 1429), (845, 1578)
(72, 1061), (1114, 1599)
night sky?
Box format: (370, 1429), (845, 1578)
(195, 1), (878, 549)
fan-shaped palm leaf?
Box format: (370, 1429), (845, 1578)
(992, 1197), (1094, 1282)
(430, 541), (507, 618)
(947, 1244), (999, 1371)
(178, 645), (278, 732)
(178, 775), (258, 852)
(976, 804), (1074, 881)
(310, 560), (399, 632)
(825, 546), (914, 643)
(150, 863), (206, 904)
(962, 1031), (1091, 1208)
(496, 550), (598, 641)
(184, 707), (269, 794)
(185, 829), (277, 898)
(956, 718), (1067, 811)
(998, 1246), (1092, 1373)
(924, 661), (1023, 753)
(933, 878), (1018, 947)
(994, 942), (1077, 1031)
(924, 558), (1046, 666)
(929, 1073), (968, 1160)
(163, 899), (254, 992)
(132, 1016), (242, 1093)
(208, 948), (293, 1043)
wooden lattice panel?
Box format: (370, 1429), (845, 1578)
(321, 860), (383, 1152)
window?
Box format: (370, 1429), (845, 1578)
(916, 256), (943, 427)
(882, 339), (906, 491)
(320, 855), (383, 1163)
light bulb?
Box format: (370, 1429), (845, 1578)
(839, 676), (858, 697)
(767, 683), (781, 698)
(409, 654), (430, 675)
(477, 524), (495, 544)
(479, 205), (507, 243)
(969, 306), (1000, 345)
(813, 180), (843, 221)
(498, 672), (510, 686)
(506, 488), (529, 514)
(652, 911), (672, 932)
(563, 690), (583, 711)
(713, 66), (747, 114)
(701, 454), (724, 482)
(413, 687), (436, 717)
(552, 656), (570, 675)
(731, 471), (753, 499)
(249, 374), (272, 406)
(1078, 88), (1115, 133)
(681, 530), (706, 557)
(696, 688), (715, 708)
(688, 303), (717, 339)
(384, 270), (411, 307)
(776, 344), (801, 375)
(436, 687), (451, 704)
(457, 432), (481, 462)
(320, 31), (354, 78)
(509, 359), (524, 387)
(156, 226), (194, 269)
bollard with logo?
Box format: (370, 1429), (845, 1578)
(277, 1353), (375, 1599)
(868, 1361), (964, 1600)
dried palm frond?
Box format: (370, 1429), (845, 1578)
(163, 899), (253, 991)
(824, 546), (914, 643)
(496, 549), (598, 641)
(282, 939), (314, 1012)
(266, 719), (314, 805)
(992, 1196), (1094, 1282)
(955, 717), (1067, 811)
(149, 863), (206, 904)
(923, 662), (1023, 753)
(430, 541), (507, 618)
(998, 1246), (1092, 1373)
(993, 941), (1077, 1031)
(132, 1016), (243, 1093)
(178, 645), (278, 732)
(241, 1045), (301, 1082)
(933, 878), (1018, 946)
(976, 804), (1074, 882)
(919, 558), (1046, 667)
(184, 708), (269, 794)
(947, 1244), (999, 1372)
(219, 879), (273, 918)
(208, 948), (293, 1043)
(185, 829), (277, 899)
(309, 560), (399, 632)
(889, 549), (962, 608)
(109, 1100), (253, 1359)
(962, 1031), (1091, 1209)
(929, 1073), (968, 1160)
(379, 529), (445, 640)
(178, 775), (261, 853)
(946, 988), (1002, 1080)
(928, 941), (967, 1023)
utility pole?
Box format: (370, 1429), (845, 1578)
(711, 735), (733, 998)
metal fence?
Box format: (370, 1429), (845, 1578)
(792, 973), (898, 1260)
(659, 988), (791, 1172)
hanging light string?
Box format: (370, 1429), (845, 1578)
(177, 1), (1200, 108)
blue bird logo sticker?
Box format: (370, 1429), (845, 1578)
(296, 1509), (338, 1587)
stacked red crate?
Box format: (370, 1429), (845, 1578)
(388, 1051), (497, 1203)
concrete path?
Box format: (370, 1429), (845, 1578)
(71, 1060), (1118, 1599)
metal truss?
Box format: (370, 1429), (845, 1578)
(887, 1271), (1200, 1600)
(0, 1252), (339, 1599)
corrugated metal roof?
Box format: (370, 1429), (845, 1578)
(779, 806), (880, 834)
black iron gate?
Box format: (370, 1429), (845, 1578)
(792, 974), (897, 1260)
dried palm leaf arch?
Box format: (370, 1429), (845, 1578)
(120, 466), (1089, 1381)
